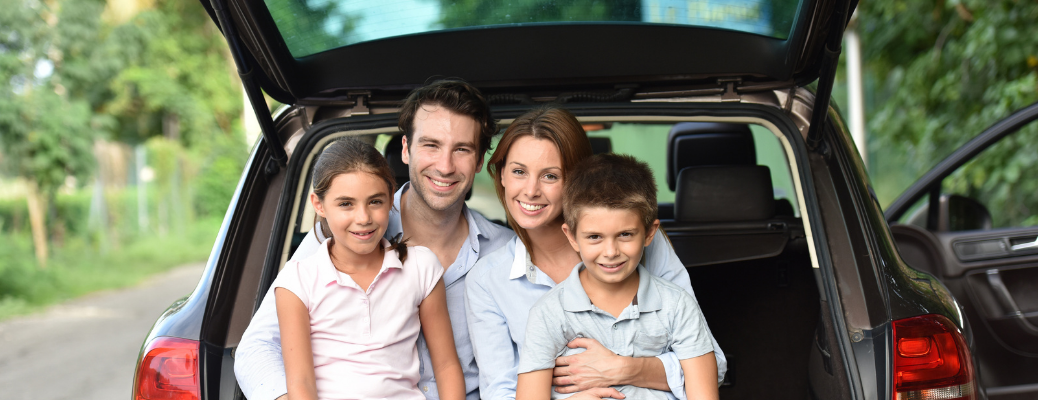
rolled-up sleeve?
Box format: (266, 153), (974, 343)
(234, 286), (288, 400)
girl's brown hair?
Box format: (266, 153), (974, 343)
(312, 137), (408, 261)
(487, 105), (593, 251)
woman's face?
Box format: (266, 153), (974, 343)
(500, 136), (565, 231)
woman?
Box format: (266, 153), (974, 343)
(465, 106), (725, 400)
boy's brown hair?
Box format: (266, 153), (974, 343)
(563, 153), (658, 231)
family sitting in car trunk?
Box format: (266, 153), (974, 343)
(233, 80), (726, 400)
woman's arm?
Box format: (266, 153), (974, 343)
(552, 339), (671, 393)
(465, 264), (522, 400)
(275, 287), (317, 400)
(419, 279), (465, 400)
(680, 353), (719, 400)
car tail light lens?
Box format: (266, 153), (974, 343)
(134, 337), (200, 400)
(893, 314), (975, 400)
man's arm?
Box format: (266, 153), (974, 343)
(234, 286), (289, 400)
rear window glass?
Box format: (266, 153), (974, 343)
(264, 0), (803, 58)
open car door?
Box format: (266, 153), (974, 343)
(886, 102), (1038, 400)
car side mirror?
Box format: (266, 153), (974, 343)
(905, 194), (992, 232)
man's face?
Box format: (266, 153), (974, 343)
(401, 104), (483, 212)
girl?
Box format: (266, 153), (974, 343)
(275, 138), (464, 400)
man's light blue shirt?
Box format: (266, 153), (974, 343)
(234, 183), (514, 400)
(465, 234), (727, 400)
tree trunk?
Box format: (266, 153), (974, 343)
(26, 181), (48, 268)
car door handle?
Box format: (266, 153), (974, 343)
(985, 269), (1038, 335)
(1010, 237), (1038, 251)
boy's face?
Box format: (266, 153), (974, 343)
(562, 206), (660, 286)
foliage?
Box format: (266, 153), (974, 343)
(0, 1), (97, 197)
(0, 217), (220, 321)
(265, 0), (359, 57)
(857, 0), (1038, 214)
(191, 128), (249, 218)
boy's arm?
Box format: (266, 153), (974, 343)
(516, 370), (554, 400)
(680, 354), (719, 400)
(646, 228), (727, 390)
(275, 287), (318, 400)
(419, 279), (465, 400)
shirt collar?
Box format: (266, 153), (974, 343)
(317, 238), (399, 287)
(560, 264), (661, 313)
(508, 237), (531, 280)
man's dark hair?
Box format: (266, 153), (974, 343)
(563, 153), (658, 231)
(397, 79), (496, 158)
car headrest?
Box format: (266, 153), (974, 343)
(384, 133), (410, 189)
(666, 122), (755, 191)
(674, 165), (775, 222)
(589, 136), (612, 154)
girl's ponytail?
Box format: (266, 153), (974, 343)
(388, 232), (409, 262)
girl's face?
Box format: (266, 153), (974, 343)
(311, 171), (391, 260)
(500, 136), (565, 231)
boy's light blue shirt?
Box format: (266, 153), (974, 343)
(233, 183), (514, 400)
(465, 234), (727, 400)
(519, 264), (717, 399)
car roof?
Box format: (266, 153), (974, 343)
(201, 0), (856, 105)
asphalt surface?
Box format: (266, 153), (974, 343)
(0, 262), (206, 400)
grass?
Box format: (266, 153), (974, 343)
(0, 217), (221, 322)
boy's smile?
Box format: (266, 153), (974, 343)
(563, 206), (659, 288)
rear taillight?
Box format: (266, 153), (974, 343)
(134, 337), (200, 400)
(893, 314), (976, 400)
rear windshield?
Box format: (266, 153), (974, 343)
(264, 0), (803, 58)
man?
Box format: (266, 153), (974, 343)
(235, 80), (511, 400)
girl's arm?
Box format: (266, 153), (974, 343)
(275, 287), (318, 400)
(680, 353), (719, 400)
(419, 278), (465, 400)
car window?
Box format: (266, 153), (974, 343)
(899, 119), (1038, 230)
(465, 121), (799, 222)
(263, 0), (803, 58)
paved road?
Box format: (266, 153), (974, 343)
(0, 263), (206, 400)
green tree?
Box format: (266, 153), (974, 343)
(0, 1), (96, 267)
(857, 0), (1038, 222)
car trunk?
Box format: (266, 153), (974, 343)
(210, 96), (857, 400)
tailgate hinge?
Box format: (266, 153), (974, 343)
(346, 91), (371, 116)
(718, 78), (742, 102)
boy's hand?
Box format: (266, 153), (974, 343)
(552, 338), (628, 392)
(563, 388), (626, 399)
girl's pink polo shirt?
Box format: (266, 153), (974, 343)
(273, 239), (444, 400)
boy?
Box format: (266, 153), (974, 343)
(515, 154), (720, 400)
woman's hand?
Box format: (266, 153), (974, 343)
(552, 337), (670, 393)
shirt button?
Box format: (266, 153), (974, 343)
(529, 266), (534, 271)
(613, 325), (618, 330)
(423, 386), (429, 392)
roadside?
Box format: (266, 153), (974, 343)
(0, 262), (205, 400)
